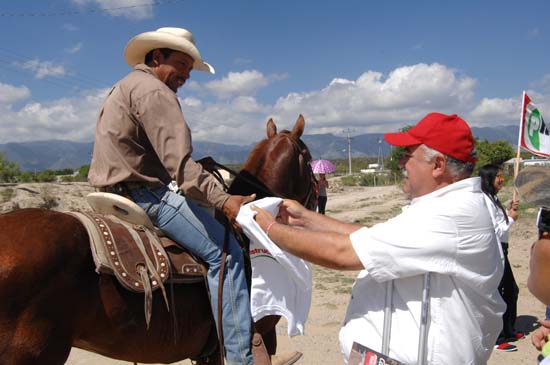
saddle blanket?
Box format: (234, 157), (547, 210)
(237, 197), (312, 337)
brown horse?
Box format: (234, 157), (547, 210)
(228, 116), (316, 359)
(0, 115), (315, 364)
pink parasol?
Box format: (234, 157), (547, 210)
(310, 159), (337, 174)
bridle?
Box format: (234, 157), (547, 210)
(211, 133), (318, 210)
(277, 132), (318, 210)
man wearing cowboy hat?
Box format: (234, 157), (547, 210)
(88, 27), (260, 365)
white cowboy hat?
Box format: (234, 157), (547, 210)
(124, 27), (215, 74)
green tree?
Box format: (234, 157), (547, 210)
(36, 170), (56, 182)
(386, 125), (412, 179)
(54, 168), (74, 175)
(475, 139), (515, 167)
(75, 164), (90, 182)
(18, 171), (36, 183)
(0, 153), (21, 183)
(387, 146), (406, 177)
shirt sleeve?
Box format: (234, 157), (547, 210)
(136, 88), (229, 209)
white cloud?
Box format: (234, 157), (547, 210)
(181, 97), (203, 108)
(70, 0), (153, 20)
(65, 42), (83, 54)
(468, 97), (519, 126)
(271, 63), (477, 134)
(200, 70), (280, 99)
(0, 83), (30, 104)
(181, 96), (271, 145)
(17, 60), (67, 79)
(4, 62), (550, 146)
(63, 23), (79, 31)
(0, 88), (107, 143)
(467, 91), (550, 129)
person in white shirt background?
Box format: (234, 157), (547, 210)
(480, 163), (523, 352)
(251, 112), (505, 364)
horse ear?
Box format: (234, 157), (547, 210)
(267, 118), (277, 138)
(291, 114), (305, 138)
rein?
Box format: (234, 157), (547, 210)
(212, 144), (317, 210)
(274, 132), (318, 210)
(213, 162), (279, 199)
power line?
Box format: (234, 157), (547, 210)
(0, 0), (184, 17)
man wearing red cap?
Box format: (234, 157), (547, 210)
(251, 113), (505, 364)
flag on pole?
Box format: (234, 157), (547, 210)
(520, 92), (550, 157)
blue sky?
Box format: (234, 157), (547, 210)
(0, 0), (549, 145)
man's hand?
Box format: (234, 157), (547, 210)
(279, 199), (309, 227)
(222, 194), (256, 223)
(532, 319), (550, 350)
(250, 204), (277, 232)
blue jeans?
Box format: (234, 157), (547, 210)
(130, 186), (253, 365)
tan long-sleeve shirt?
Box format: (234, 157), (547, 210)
(88, 64), (229, 209)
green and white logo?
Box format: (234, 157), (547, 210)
(527, 107), (542, 150)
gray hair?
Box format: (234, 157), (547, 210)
(420, 144), (476, 180)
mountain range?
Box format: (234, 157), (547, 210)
(0, 125), (520, 172)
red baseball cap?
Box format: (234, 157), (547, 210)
(384, 112), (477, 163)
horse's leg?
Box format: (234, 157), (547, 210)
(255, 315), (281, 356)
(0, 210), (96, 364)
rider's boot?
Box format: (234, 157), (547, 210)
(271, 351), (303, 365)
(252, 332), (272, 365)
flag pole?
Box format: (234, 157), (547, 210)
(513, 91), (526, 201)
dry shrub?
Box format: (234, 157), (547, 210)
(40, 195), (59, 210)
(0, 188), (15, 203)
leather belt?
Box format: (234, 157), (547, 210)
(99, 182), (163, 198)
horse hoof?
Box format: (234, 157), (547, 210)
(272, 351), (303, 365)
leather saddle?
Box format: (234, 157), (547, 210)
(70, 192), (207, 294)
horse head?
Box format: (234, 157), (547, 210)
(229, 114), (317, 210)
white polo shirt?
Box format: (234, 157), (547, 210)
(339, 177), (505, 365)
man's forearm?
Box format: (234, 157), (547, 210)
(301, 208), (362, 235)
(267, 222), (363, 271)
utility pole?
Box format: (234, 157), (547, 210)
(342, 128), (354, 175)
(378, 138), (383, 170)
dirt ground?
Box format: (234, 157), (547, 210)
(0, 179), (544, 364)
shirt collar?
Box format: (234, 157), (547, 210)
(410, 176), (481, 205)
(133, 63), (178, 95)
(134, 63), (160, 79)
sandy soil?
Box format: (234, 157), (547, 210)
(0, 180), (544, 364)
